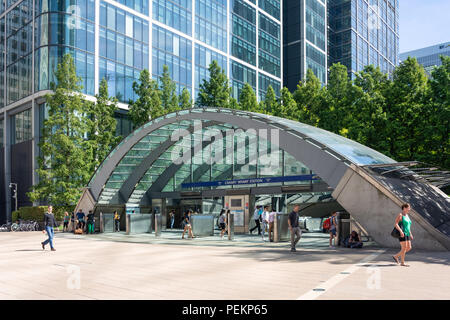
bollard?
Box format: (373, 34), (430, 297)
(125, 214), (130, 235)
(99, 212), (104, 233)
(155, 214), (162, 237)
(274, 213), (279, 242)
(227, 213), (234, 240)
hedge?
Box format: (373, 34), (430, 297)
(12, 205), (75, 222)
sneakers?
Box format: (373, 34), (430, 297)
(41, 242), (45, 250)
(290, 248), (297, 252)
(51, 248), (56, 251)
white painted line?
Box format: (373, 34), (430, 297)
(297, 249), (386, 300)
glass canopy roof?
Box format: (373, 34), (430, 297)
(90, 108), (397, 205)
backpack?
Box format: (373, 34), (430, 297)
(322, 218), (331, 230)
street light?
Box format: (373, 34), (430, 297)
(9, 183), (18, 213)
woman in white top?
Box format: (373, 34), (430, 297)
(261, 206), (270, 241)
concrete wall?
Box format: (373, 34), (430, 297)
(333, 165), (450, 251)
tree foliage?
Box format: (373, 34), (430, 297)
(28, 54), (92, 205)
(129, 69), (162, 128)
(87, 78), (121, 173)
(160, 64), (180, 113)
(196, 60), (232, 108)
(179, 87), (193, 110)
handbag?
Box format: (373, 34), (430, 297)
(391, 220), (403, 238)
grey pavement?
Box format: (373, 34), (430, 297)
(0, 231), (449, 300)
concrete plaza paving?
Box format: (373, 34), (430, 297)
(0, 230), (449, 300)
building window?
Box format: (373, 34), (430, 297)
(11, 108), (32, 145)
(0, 119), (4, 148)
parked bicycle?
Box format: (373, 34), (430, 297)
(10, 220), (40, 232)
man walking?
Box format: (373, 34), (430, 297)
(288, 205), (302, 252)
(261, 206), (270, 241)
(249, 205), (262, 235)
(41, 205), (58, 251)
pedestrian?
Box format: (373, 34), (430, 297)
(288, 204), (302, 252)
(169, 210), (175, 229)
(249, 205), (262, 235)
(70, 212), (75, 233)
(182, 210), (195, 239)
(268, 209), (276, 242)
(113, 211), (120, 232)
(347, 231), (363, 248)
(63, 211), (69, 232)
(41, 205), (58, 251)
(86, 210), (95, 234)
(219, 209), (227, 239)
(329, 211), (338, 248)
(392, 203), (413, 267)
(261, 206), (270, 241)
(76, 209), (86, 232)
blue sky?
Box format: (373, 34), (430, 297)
(400, 0), (450, 53)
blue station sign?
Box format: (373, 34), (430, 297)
(181, 174), (320, 189)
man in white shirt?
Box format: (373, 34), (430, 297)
(261, 206), (270, 241)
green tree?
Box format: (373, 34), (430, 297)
(322, 63), (353, 135)
(129, 69), (162, 127)
(349, 65), (390, 155)
(87, 78), (121, 173)
(293, 69), (324, 125)
(179, 87), (193, 109)
(424, 56), (450, 168)
(260, 85), (278, 114)
(28, 54), (91, 206)
(277, 87), (298, 119)
(197, 60), (232, 108)
(384, 57), (429, 162)
(160, 65), (180, 113)
(238, 83), (258, 111)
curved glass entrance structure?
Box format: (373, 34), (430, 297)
(88, 107), (395, 206)
(81, 108), (449, 251)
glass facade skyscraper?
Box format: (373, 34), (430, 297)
(400, 42), (450, 76)
(328, 0), (399, 77)
(0, 0), (282, 222)
(283, 0), (327, 92)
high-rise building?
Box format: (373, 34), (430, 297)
(283, 0), (327, 92)
(400, 42), (450, 75)
(0, 0), (282, 223)
(328, 0), (399, 77)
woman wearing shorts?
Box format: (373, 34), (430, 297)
(393, 203), (413, 267)
(182, 210), (195, 239)
(219, 209), (227, 239)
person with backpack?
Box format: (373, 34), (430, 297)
(392, 203), (413, 267)
(329, 211), (338, 248)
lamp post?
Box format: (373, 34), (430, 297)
(9, 183), (18, 222)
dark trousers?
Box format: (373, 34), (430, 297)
(250, 219), (261, 234)
(115, 220), (120, 232)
